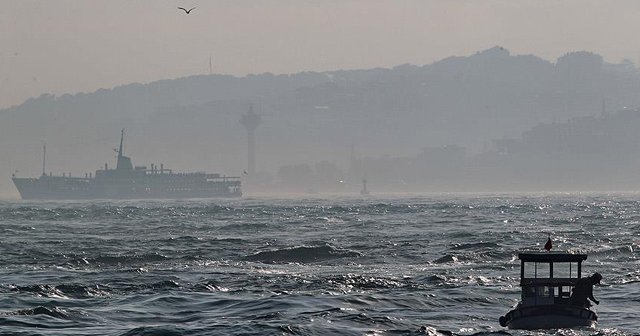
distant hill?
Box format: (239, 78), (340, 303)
(2, 46), (640, 196)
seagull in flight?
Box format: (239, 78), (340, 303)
(178, 7), (196, 14)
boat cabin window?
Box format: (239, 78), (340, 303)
(522, 261), (578, 280)
(523, 286), (551, 298)
(521, 285), (555, 305)
(559, 286), (572, 298)
(553, 262), (578, 279)
(523, 262), (551, 279)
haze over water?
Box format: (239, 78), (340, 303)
(6, 2), (640, 196)
(1, 193), (638, 335)
(4, 1), (640, 335)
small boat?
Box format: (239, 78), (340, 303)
(498, 252), (598, 330)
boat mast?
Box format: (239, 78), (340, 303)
(115, 128), (134, 171)
(118, 128), (125, 158)
(42, 143), (46, 176)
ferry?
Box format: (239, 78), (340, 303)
(12, 129), (242, 200)
(498, 252), (598, 330)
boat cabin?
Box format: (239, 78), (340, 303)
(518, 252), (587, 306)
(499, 251), (597, 329)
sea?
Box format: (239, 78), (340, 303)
(0, 193), (638, 336)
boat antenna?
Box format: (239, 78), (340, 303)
(42, 143), (46, 176)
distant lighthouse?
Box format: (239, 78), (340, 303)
(240, 104), (262, 177)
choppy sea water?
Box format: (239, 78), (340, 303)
(0, 193), (638, 336)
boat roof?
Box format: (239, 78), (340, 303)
(518, 251), (587, 262)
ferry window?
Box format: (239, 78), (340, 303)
(554, 262), (577, 278)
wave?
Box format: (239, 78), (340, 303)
(450, 242), (501, 250)
(84, 253), (168, 265)
(10, 283), (109, 299)
(10, 280), (184, 299)
(118, 326), (185, 336)
(148, 280), (181, 290)
(192, 280), (228, 292)
(322, 274), (408, 291)
(4, 306), (68, 319)
(419, 326), (455, 336)
(0, 203), (243, 223)
(433, 250), (510, 264)
(434, 254), (460, 263)
(242, 244), (361, 263)
(10, 284), (67, 298)
(589, 244), (637, 257)
(107, 279), (182, 293)
(54, 284), (109, 298)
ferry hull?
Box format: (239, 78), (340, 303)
(12, 175), (241, 200)
(500, 305), (597, 330)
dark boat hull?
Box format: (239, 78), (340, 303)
(500, 305), (597, 330)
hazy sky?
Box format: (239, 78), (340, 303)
(2, 0), (640, 109)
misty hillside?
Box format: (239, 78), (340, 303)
(2, 46), (640, 196)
